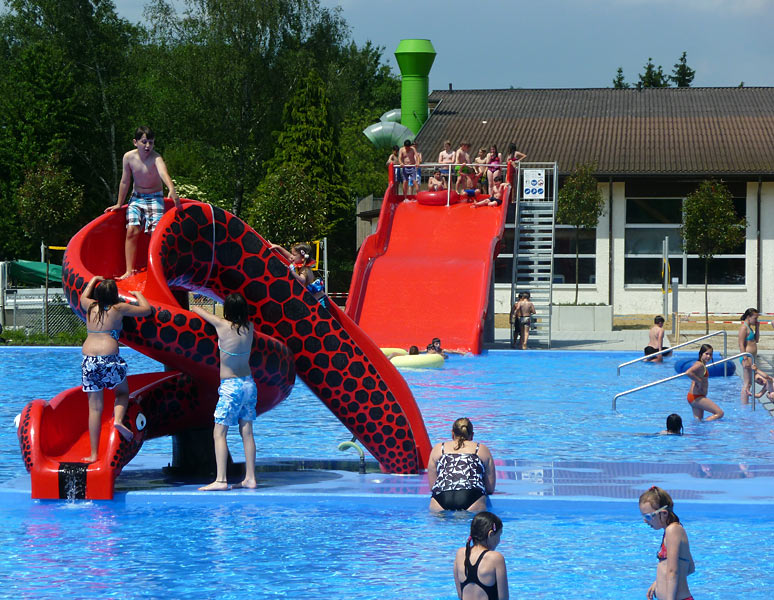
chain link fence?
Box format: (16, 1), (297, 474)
(2, 289), (220, 336)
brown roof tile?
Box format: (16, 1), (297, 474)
(418, 88), (774, 176)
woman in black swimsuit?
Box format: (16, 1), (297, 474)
(454, 511), (509, 599)
(427, 417), (496, 512)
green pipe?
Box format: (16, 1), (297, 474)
(394, 39), (436, 135)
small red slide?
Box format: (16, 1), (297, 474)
(346, 169), (513, 354)
(19, 200), (431, 499)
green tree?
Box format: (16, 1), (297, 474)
(247, 69), (348, 247)
(17, 153), (85, 248)
(670, 51), (695, 87)
(612, 67), (630, 89)
(557, 163), (605, 305)
(638, 58), (669, 88)
(682, 180), (746, 334)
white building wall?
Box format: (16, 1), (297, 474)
(493, 180), (762, 316)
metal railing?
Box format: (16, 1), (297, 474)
(612, 352), (754, 411)
(616, 330), (728, 376)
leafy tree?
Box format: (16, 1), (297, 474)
(557, 163), (605, 305)
(639, 58), (669, 88)
(612, 67), (630, 89)
(670, 51), (695, 87)
(17, 153), (85, 248)
(247, 69), (348, 247)
(682, 180), (746, 334)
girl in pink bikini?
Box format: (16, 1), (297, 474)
(684, 344), (724, 422)
(639, 486), (695, 600)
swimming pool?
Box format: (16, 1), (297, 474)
(2, 347), (773, 598)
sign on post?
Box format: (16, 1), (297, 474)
(522, 169), (545, 199)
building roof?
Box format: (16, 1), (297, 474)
(419, 87), (774, 177)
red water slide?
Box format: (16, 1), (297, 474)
(346, 169), (513, 354)
(19, 201), (431, 499)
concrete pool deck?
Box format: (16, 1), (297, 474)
(4, 454), (774, 507)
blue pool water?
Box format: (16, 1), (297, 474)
(1, 347), (773, 598)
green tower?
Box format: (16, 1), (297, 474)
(394, 39), (436, 136)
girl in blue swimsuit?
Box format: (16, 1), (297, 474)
(80, 276), (151, 462)
(738, 308), (759, 404)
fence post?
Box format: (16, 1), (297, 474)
(44, 246), (50, 335)
(671, 277), (678, 336)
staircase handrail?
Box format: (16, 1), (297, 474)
(617, 330), (728, 376)
(612, 352), (753, 410)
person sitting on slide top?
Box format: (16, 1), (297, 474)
(428, 169), (447, 192)
(80, 276), (152, 463)
(105, 126), (182, 280)
(427, 417), (496, 512)
(270, 242), (328, 309)
(398, 139), (419, 197)
(193, 293), (257, 491)
(455, 141), (479, 198)
(473, 173), (505, 207)
(644, 316), (671, 362)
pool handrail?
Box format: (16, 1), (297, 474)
(612, 352), (754, 411)
(616, 330), (728, 376)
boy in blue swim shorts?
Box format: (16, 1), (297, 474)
(106, 126), (182, 280)
(192, 293), (257, 491)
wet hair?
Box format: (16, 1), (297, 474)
(408, 345), (419, 355)
(134, 125), (154, 141)
(432, 337), (441, 346)
(639, 486), (680, 525)
(403, 139), (412, 147)
(87, 279), (120, 327)
(654, 315), (665, 325)
(493, 173), (502, 182)
(392, 145), (399, 152)
(517, 292), (525, 300)
(426, 343), (435, 352)
(741, 308), (759, 321)
(508, 142), (517, 154)
(452, 417), (473, 450)
(466, 511), (503, 555)
(223, 293), (249, 335)
(698, 343), (713, 360)
(666, 413), (683, 435)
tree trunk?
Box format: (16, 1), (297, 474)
(704, 258), (709, 335)
(232, 180), (244, 217)
(574, 227), (580, 305)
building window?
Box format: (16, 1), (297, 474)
(553, 226), (596, 284)
(624, 197), (746, 286)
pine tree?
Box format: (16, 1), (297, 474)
(670, 51), (695, 87)
(638, 58), (669, 88)
(612, 67), (630, 89)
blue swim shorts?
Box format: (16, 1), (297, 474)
(81, 354), (128, 393)
(127, 191), (165, 234)
(214, 375), (257, 427)
(403, 166), (418, 187)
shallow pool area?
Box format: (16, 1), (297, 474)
(2, 346), (774, 598)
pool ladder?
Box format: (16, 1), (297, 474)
(616, 330), (728, 376)
(612, 352), (755, 411)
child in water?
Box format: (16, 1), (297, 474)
(661, 413), (683, 435)
(639, 486), (695, 600)
(684, 344), (724, 422)
(453, 511), (509, 599)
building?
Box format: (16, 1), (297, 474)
(396, 87), (774, 315)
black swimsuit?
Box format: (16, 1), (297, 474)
(461, 549), (499, 600)
(431, 443), (487, 510)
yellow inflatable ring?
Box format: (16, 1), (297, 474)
(390, 353), (444, 369)
(380, 348), (407, 357)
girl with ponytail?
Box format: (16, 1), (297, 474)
(639, 486), (695, 600)
(453, 511), (508, 599)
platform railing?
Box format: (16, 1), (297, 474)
(612, 352), (754, 411)
(616, 330), (728, 376)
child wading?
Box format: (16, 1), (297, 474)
(193, 293), (257, 491)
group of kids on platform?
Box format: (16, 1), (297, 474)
(79, 126), (326, 493)
(387, 139), (526, 207)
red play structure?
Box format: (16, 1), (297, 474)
(18, 200), (431, 500)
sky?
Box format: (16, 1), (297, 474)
(114, 0), (774, 90)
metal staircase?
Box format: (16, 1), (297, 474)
(510, 163), (558, 348)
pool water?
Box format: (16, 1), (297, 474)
(1, 347), (773, 599)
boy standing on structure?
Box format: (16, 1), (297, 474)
(398, 139), (419, 197)
(106, 126), (181, 280)
(511, 292), (536, 349)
